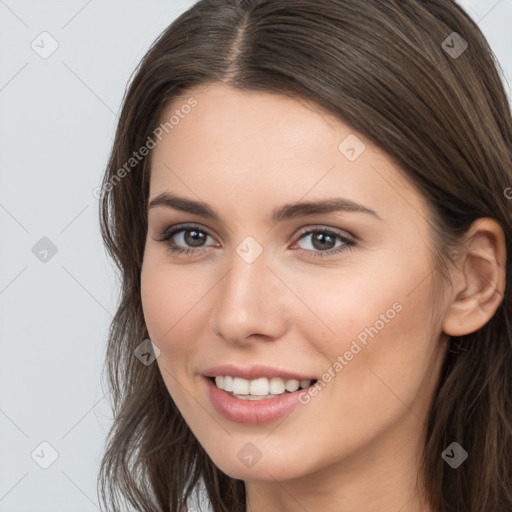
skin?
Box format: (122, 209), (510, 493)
(140, 83), (506, 512)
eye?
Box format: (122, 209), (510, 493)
(154, 223), (356, 258)
(154, 223), (217, 255)
(292, 227), (356, 258)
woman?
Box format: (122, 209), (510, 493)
(97, 1), (512, 511)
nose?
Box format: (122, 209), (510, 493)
(211, 247), (288, 346)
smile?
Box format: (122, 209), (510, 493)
(212, 376), (316, 399)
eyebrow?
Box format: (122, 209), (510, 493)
(147, 192), (382, 223)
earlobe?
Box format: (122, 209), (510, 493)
(442, 218), (506, 337)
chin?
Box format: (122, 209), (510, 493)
(199, 437), (317, 482)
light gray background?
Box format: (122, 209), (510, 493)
(0, 1), (511, 511)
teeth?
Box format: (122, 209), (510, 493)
(249, 377), (269, 396)
(213, 376), (314, 398)
(224, 376), (233, 392)
(233, 377), (249, 395)
(285, 379), (300, 392)
(269, 377), (286, 394)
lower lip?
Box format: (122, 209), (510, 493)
(204, 377), (312, 425)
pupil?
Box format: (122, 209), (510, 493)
(313, 232), (334, 251)
(185, 229), (206, 247)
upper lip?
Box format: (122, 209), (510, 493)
(202, 363), (317, 381)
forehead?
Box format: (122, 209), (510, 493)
(148, 83), (429, 227)
(158, 83), (343, 158)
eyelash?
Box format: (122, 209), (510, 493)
(154, 223), (356, 258)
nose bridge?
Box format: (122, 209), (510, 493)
(212, 244), (286, 342)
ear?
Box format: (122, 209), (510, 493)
(443, 218), (506, 336)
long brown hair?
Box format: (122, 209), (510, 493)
(97, 1), (512, 510)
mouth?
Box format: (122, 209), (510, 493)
(202, 364), (320, 423)
(209, 375), (318, 400)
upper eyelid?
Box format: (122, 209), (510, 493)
(156, 223), (218, 243)
(295, 225), (353, 239)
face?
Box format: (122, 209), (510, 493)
(140, 83), (449, 482)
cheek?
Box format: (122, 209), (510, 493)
(308, 255), (440, 404)
(140, 260), (200, 406)
(140, 261), (172, 342)
(140, 255), (218, 386)
(290, 266), (404, 353)
(142, 254), (202, 340)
